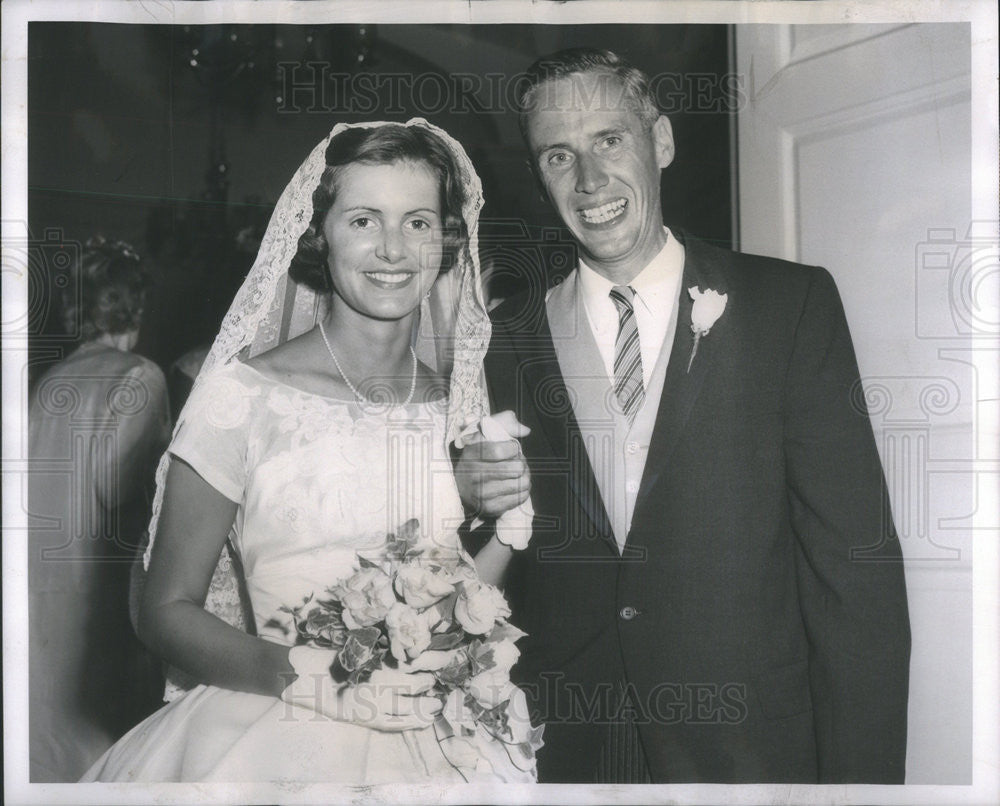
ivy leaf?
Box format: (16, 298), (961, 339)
(314, 595), (342, 612)
(332, 627), (385, 683)
(345, 645), (387, 685)
(435, 651), (472, 688)
(397, 518), (421, 546)
(304, 608), (341, 633)
(477, 699), (512, 739)
(488, 621), (526, 644)
(430, 590), (459, 623)
(428, 630), (464, 651)
(351, 626), (383, 650)
(467, 640), (496, 675)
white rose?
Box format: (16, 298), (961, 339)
(454, 581), (511, 635)
(467, 669), (516, 709)
(688, 286), (728, 335)
(486, 639), (521, 676)
(384, 602), (433, 662)
(333, 567), (396, 629)
(394, 563), (455, 609)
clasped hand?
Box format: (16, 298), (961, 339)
(281, 646), (442, 732)
(454, 410), (531, 519)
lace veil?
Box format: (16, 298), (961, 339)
(144, 118), (489, 700)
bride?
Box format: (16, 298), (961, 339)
(81, 119), (534, 783)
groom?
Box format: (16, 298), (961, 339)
(456, 48), (911, 784)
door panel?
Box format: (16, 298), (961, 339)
(736, 22), (973, 784)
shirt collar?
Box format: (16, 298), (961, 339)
(577, 227), (685, 317)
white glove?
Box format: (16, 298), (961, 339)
(458, 412), (534, 550)
(280, 645), (442, 732)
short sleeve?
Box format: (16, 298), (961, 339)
(169, 365), (261, 503)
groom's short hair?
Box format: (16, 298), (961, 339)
(515, 48), (661, 139)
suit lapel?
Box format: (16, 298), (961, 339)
(636, 234), (731, 505)
(503, 280), (617, 557)
(496, 294), (568, 458)
(544, 275), (620, 555)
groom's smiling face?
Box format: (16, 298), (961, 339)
(524, 71), (674, 284)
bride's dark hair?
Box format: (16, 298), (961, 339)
(289, 124), (469, 294)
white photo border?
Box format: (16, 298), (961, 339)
(3, 2), (997, 805)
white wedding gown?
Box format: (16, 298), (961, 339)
(81, 361), (502, 783)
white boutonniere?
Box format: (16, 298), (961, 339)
(687, 286), (728, 372)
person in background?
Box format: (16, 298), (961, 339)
(28, 237), (170, 781)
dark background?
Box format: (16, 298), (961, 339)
(28, 22), (734, 386)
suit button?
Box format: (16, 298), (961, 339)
(619, 605), (638, 620)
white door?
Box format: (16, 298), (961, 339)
(736, 23), (975, 783)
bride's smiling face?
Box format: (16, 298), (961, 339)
(322, 160), (444, 322)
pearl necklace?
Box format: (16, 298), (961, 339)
(319, 320), (417, 406)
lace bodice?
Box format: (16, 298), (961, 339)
(169, 362), (467, 645)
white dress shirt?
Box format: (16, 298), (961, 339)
(577, 228), (685, 388)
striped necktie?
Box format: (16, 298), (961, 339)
(609, 285), (644, 421)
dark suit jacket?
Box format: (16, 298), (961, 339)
(484, 232), (911, 784)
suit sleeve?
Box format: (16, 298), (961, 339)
(782, 267), (911, 783)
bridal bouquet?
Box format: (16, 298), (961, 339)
(281, 519), (543, 778)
